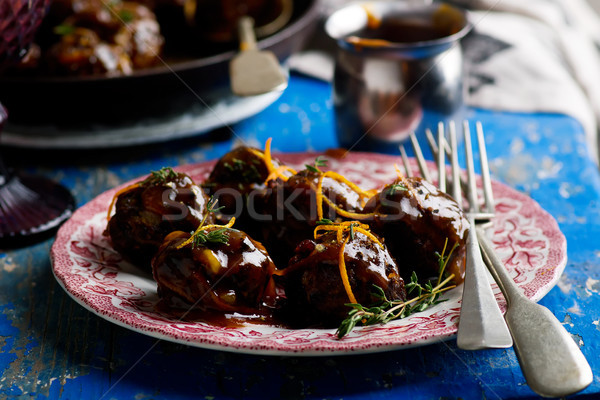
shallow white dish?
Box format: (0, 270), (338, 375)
(51, 152), (567, 355)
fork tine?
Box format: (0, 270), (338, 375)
(449, 123), (462, 205)
(476, 122), (494, 215)
(463, 121), (480, 214)
(399, 145), (413, 178)
(436, 123), (446, 192)
(425, 127), (439, 156)
(409, 132), (432, 182)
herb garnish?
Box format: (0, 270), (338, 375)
(177, 197), (234, 249)
(336, 239), (458, 339)
(53, 24), (76, 36)
(106, 167), (179, 221)
(191, 227), (230, 247)
(223, 158), (262, 182)
(385, 183), (408, 196)
(118, 9), (134, 23)
(316, 218), (334, 225)
(142, 167), (178, 186)
(305, 156), (328, 173)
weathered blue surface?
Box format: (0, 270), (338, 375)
(1, 75), (599, 399)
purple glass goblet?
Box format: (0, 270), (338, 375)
(0, 0), (75, 248)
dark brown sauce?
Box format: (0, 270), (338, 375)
(359, 20), (453, 44)
(347, 4), (465, 48)
(154, 300), (286, 328)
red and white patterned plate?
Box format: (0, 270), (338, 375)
(50, 152), (567, 355)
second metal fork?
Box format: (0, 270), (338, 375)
(401, 121), (512, 350)
(404, 122), (593, 397)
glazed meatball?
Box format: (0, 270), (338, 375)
(280, 227), (406, 326)
(106, 168), (212, 270)
(47, 27), (132, 75)
(46, 0), (163, 75)
(112, 3), (164, 69)
(364, 176), (468, 284)
(257, 168), (369, 265)
(203, 146), (284, 229)
(152, 228), (280, 314)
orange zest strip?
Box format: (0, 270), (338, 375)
(353, 226), (384, 249)
(322, 171), (373, 200)
(314, 170), (377, 221)
(176, 217), (236, 249)
(259, 138), (296, 183)
(264, 137), (275, 173)
(106, 182), (141, 221)
(365, 188), (379, 197)
(316, 173), (325, 220)
(295, 221), (385, 303)
(338, 236), (357, 303)
(314, 221), (384, 249)
(265, 165), (297, 183)
(313, 224), (339, 238)
(320, 195), (376, 220)
(394, 163), (404, 179)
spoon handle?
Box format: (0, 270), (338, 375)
(477, 228), (593, 398)
(238, 16), (258, 51)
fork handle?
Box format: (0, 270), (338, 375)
(456, 217), (513, 350)
(477, 228), (593, 398)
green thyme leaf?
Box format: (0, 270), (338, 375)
(316, 218), (334, 225)
(314, 156), (328, 168)
(143, 167), (178, 185)
(53, 24), (76, 36)
(119, 9), (135, 23)
(305, 156), (329, 173)
(349, 222), (357, 240)
(207, 196), (225, 214)
(191, 228), (230, 248)
(386, 183), (408, 196)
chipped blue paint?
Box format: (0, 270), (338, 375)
(1, 75), (600, 399)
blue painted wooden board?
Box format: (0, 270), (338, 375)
(1, 75), (599, 399)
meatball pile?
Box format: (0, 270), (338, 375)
(105, 144), (469, 327)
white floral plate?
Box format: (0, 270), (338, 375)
(50, 152), (567, 356)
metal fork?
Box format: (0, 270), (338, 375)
(402, 122), (512, 350)
(405, 121), (593, 398)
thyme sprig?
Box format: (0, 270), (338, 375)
(316, 218), (334, 225)
(191, 228), (230, 247)
(223, 157), (262, 182)
(336, 239), (459, 339)
(176, 197), (234, 249)
(385, 183), (408, 196)
(305, 156), (328, 173)
(53, 24), (76, 36)
(142, 167), (178, 186)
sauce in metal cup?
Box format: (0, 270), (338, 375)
(326, 2), (472, 153)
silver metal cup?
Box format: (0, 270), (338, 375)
(325, 2), (472, 153)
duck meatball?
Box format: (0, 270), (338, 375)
(47, 0), (163, 75)
(47, 27), (133, 76)
(106, 167), (212, 270)
(152, 228), (280, 314)
(279, 223), (406, 326)
(364, 176), (468, 284)
(258, 167), (371, 265)
(203, 145), (286, 229)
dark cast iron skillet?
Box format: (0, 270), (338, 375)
(0, 0), (320, 128)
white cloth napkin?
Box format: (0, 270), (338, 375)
(288, 0), (600, 163)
